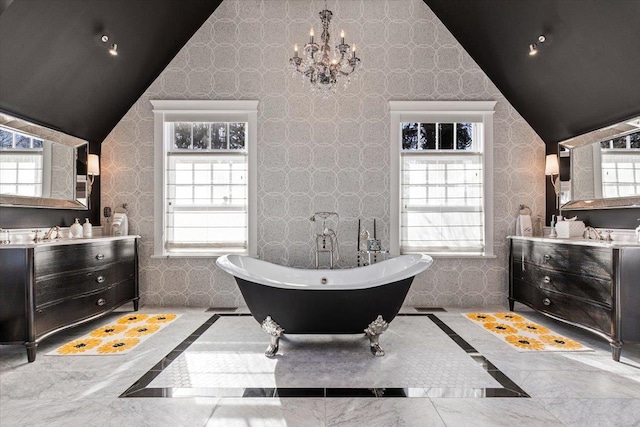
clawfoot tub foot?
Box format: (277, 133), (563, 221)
(364, 315), (389, 357)
(261, 316), (284, 358)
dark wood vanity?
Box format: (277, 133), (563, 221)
(0, 236), (139, 362)
(509, 236), (640, 361)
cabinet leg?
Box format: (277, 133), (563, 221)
(610, 343), (621, 362)
(26, 343), (37, 363)
(133, 299), (139, 311)
(508, 299), (514, 311)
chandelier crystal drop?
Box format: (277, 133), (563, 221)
(289, 7), (361, 97)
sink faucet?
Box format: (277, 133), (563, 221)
(583, 226), (603, 240)
(44, 225), (61, 240)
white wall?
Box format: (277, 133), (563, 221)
(101, 0), (546, 308)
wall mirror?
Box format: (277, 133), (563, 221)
(0, 112), (89, 209)
(559, 115), (640, 210)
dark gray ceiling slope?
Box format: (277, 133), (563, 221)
(0, 0), (222, 143)
(425, 0), (640, 144)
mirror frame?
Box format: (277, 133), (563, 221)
(559, 115), (640, 211)
(0, 112), (89, 210)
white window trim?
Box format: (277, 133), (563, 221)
(389, 100), (496, 257)
(151, 100), (258, 258)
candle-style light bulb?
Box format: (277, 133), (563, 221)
(352, 44), (356, 58)
(294, 44), (298, 57)
(310, 28), (314, 43)
(340, 30), (345, 44)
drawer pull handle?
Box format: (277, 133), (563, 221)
(96, 276), (106, 284)
(543, 254), (551, 262)
(543, 298), (551, 306)
(96, 254), (105, 260)
(97, 298), (106, 306)
(543, 276), (551, 284)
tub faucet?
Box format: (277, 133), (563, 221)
(310, 212), (340, 269)
(583, 226), (603, 240)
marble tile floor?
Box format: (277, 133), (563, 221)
(1, 305), (639, 427)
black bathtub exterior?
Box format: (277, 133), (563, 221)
(235, 277), (414, 334)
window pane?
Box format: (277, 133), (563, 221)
(192, 123), (210, 150)
(211, 123), (227, 149)
(600, 140), (611, 149)
(174, 123), (191, 149)
(630, 131), (640, 149)
(612, 136), (626, 149)
(456, 123), (473, 150)
(402, 123), (419, 150)
(15, 134), (30, 149)
(229, 123), (246, 150)
(0, 129), (12, 148)
(438, 124), (454, 149)
(420, 123), (436, 149)
(32, 138), (43, 149)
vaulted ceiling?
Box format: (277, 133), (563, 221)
(1, 0), (639, 145)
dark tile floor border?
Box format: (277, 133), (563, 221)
(120, 311), (529, 398)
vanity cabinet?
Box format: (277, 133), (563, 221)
(508, 236), (640, 361)
(0, 236), (139, 362)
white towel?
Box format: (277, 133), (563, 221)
(516, 214), (533, 237)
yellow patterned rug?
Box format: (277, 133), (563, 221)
(48, 313), (179, 356)
(464, 312), (592, 352)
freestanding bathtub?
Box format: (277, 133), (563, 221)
(216, 253), (433, 357)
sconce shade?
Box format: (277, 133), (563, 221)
(88, 154), (100, 176)
(545, 154), (559, 176)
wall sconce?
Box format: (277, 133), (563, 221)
(545, 154), (560, 208)
(87, 154), (100, 207)
(529, 35), (546, 56)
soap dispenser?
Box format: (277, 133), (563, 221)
(636, 218), (640, 243)
(70, 218), (83, 238)
(83, 218), (92, 238)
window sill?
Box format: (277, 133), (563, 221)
(151, 252), (247, 259)
(402, 251), (496, 259)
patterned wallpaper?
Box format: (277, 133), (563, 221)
(571, 144), (596, 200)
(49, 142), (74, 200)
(101, 0), (546, 308)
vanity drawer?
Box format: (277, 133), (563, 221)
(511, 240), (612, 279)
(35, 239), (135, 278)
(34, 260), (135, 308)
(512, 261), (612, 307)
(34, 279), (135, 337)
(513, 280), (613, 335)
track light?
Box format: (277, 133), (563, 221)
(101, 34), (118, 56)
(528, 35), (546, 56)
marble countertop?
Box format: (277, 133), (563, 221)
(0, 234), (139, 249)
(508, 235), (640, 248)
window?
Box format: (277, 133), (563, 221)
(390, 101), (496, 256)
(152, 100), (258, 257)
(0, 126), (45, 197)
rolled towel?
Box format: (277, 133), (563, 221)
(517, 214), (533, 237)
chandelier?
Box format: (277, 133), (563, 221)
(289, 6), (361, 97)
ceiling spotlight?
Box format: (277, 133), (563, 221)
(109, 43), (118, 56)
(101, 35), (109, 43)
(528, 35), (546, 56)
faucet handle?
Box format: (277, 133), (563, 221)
(603, 230), (613, 242)
(32, 230), (42, 243)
